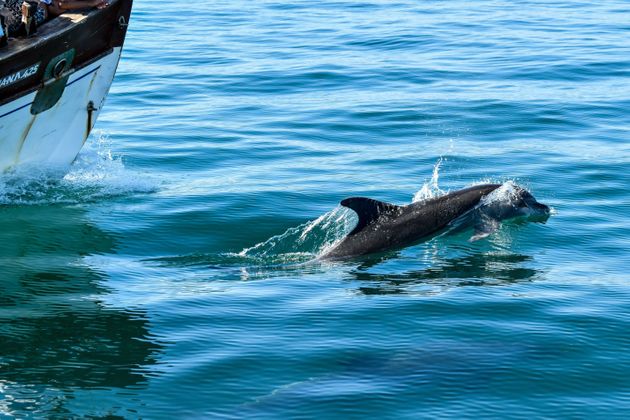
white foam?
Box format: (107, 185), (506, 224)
(0, 132), (157, 205)
(238, 206), (356, 262)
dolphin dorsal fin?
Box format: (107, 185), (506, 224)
(341, 197), (400, 235)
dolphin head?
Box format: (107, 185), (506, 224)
(512, 186), (551, 218)
(466, 183), (550, 241)
(479, 183), (550, 219)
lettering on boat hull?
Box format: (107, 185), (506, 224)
(0, 63), (40, 89)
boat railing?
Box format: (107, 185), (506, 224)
(0, 1), (113, 52)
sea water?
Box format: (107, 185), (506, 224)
(1, 0), (629, 417)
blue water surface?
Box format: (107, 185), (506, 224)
(1, 0), (629, 417)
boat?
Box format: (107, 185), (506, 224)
(0, 0), (132, 172)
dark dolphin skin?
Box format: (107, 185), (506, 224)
(321, 184), (549, 259)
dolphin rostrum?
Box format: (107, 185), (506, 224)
(321, 183), (550, 259)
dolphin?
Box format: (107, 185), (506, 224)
(321, 183), (550, 259)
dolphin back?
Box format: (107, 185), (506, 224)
(340, 197), (401, 235)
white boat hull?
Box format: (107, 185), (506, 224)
(0, 47), (122, 172)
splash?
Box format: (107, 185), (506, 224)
(147, 208), (357, 270)
(236, 206), (356, 263)
(413, 157), (445, 202)
(0, 133), (157, 205)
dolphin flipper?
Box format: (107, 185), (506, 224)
(341, 197), (401, 235)
(469, 215), (501, 242)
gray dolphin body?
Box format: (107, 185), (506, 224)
(322, 183), (549, 259)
